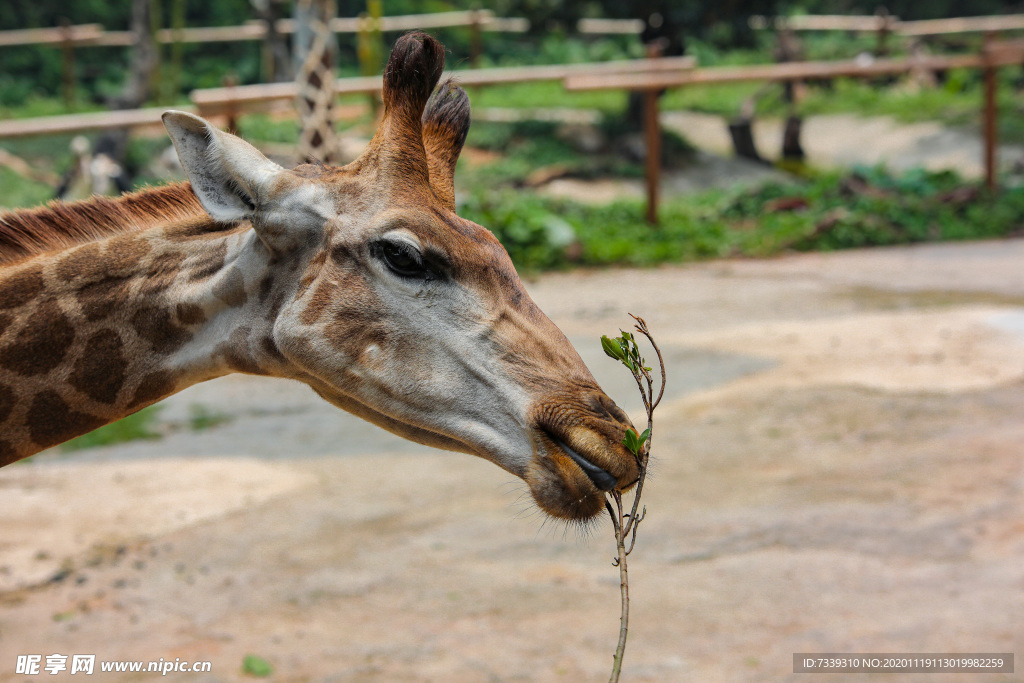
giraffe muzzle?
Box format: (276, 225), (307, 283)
(549, 432), (618, 491)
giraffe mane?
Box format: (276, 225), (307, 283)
(0, 182), (205, 266)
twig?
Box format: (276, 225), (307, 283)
(602, 314), (665, 683)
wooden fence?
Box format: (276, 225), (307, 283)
(1, 24), (1021, 225)
(566, 38), (1024, 221)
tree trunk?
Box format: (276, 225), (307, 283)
(781, 115), (805, 161)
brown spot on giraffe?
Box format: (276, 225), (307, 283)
(54, 243), (103, 283)
(138, 250), (189, 298)
(27, 391), (104, 450)
(186, 240), (228, 281)
(78, 277), (134, 323)
(0, 440), (14, 465)
(0, 299), (76, 376)
(257, 275), (274, 303)
(298, 279), (334, 326)
(0, 267), (45, 310)
(260, 337), (286, 364)
(69, 329), (126, 404)
(105, 233), (152, 267)
(299, 250), (328, 290)
(212, 268), (247, 307)
(219, 326), (262, 375)
(131, 306), (192, 354)
(0, 382), (14, 423)
(129, 370), (176, 409)
(324, 287), (389, 360)
(175, 302), (206, 325)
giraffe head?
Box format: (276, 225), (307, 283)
(162, 33), (638, 521)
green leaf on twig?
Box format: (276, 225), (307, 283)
(601, 334), (624, 361)
(622, 426), (650, 456)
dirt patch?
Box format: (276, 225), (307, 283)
(661, 111), (1024, 179)
(0, 459), (315, 592)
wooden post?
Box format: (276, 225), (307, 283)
(166, 0), (186, 103)
(59, 18), (75, 107)
(470, 9), (483, 67)
(221, 73), (239, 134)
(983, 33), (998, 191)
(644, 43), (662, 225)
(875, 7), (892, 57)
(149, 0), (163, 102)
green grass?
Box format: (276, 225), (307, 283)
(461, 166), (1024, 272)
(188, 404), (232, 431)
(60, 405), (163, 452)
(0, 166), (53, 210)
(466, 80), (628, 114)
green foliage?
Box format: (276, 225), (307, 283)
(461, 167), (1024, 272)
(466, 81), (627, 114)
(241, 654), (273, 678)
(601, 329), (652, 456)
(188, 404), (231, 431)
(460, 189), (576, 270)
(601, 330), (652, 375)
(0, 166), (53, 210)
(462, 118), (647, 190)
(0, 1), (259, 105)
(621, 426), (651, 456)
(237, 113), (302, 145)
(60, 406), (163, 452)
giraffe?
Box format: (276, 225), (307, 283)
(0, 33), (638, 521)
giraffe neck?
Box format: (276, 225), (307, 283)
(0, 199), (292, 465)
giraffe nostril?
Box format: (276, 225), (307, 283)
(592, 392), (630, 426)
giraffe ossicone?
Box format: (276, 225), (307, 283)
(0, 32), (638, 521)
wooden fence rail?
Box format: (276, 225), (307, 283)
(564, 53), (988, 91)
(0, 11), (647, 51)
(0, 24), (105, 47)
(750, 12), (1024, 36)
(0, 12), (528, 50)
(190, 56), (696, 115)
(0, 107), (196, 138)
(0, 57), (695, 137)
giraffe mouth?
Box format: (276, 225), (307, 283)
(523, 422), (637, 520)
(549, 433), (617, 491)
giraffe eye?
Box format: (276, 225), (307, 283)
(374, 240), (431, 280)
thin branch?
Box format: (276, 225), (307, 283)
(630, 314), (666, 410)
(606, 315), (665, 683)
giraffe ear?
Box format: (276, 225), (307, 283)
(162, 110), (284, 223)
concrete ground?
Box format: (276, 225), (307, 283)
(2, 238), (1023, 681)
